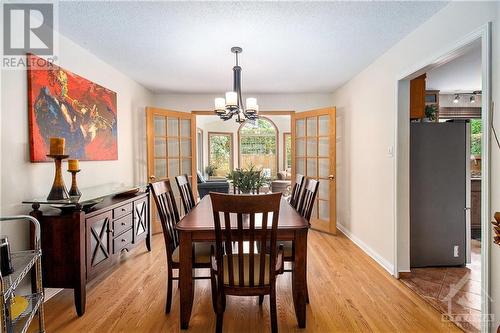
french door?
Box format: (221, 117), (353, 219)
(292, 107), (336, 233)
(146, 107), (197, 234)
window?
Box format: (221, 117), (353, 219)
(208, 132), (233, 177)
(239, 118), (278, 176)
(283, 132), (291, 170)
(470, 119), (482, 156)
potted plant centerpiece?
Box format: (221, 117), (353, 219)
(227, 165), (269, 194)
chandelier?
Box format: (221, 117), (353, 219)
(213, 47), (259, 123)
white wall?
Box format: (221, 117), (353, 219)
(152, 93), (332, 112)
(331, 1), (500, 329)
(1, 32), (152, 250)
(196, 115), (290, 175)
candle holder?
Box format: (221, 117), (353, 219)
(68, 169), (82, 197)
(46, 154), (70, 200)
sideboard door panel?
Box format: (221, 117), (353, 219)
(86, 211), (113, 279)
(133, 198), (148, 243)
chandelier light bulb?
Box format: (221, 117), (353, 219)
(453, 94), (460, 103)
(246, 97), (257, 111)
(225, 92), (237, 107)
(215, 97), (225, 110)
(470, 95), (476, 103)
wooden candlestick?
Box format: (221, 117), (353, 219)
(68, 169), (81, 197)
(46, 154), (70, 200)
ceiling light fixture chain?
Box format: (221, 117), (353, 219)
(214, 46), (259, 123)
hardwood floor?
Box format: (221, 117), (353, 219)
(31, 231), (461, 332)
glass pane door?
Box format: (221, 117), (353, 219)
(147, 107), (196, 233)
(292, 108), (336, 233)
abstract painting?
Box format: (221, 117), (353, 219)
(28, 54), (118, 162)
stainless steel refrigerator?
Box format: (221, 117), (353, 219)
(410, 121), (471, 267)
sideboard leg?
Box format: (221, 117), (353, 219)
(74, 283), (86, 316)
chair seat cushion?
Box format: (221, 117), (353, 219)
(172, 242), (212, 264)
(222, 254), (271, 286)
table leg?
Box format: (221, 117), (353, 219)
(292, 229), (307, 328)
(179, 232), (194, 329)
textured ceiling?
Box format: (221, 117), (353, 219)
(59, 1), (448, 93)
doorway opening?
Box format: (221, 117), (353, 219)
(395, 24), (491, 333)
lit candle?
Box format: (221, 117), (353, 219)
(246, 97), (257, 111)
(49, 137), (65, 155)
(68, 159), (79, 171)
(225, 91), (237, 106)
(214, 97), (225, 110)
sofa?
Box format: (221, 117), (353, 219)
(197, 171), (230, 199)
(271, 169), (292, 194)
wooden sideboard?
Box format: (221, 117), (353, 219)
(29, 190), (151, 316)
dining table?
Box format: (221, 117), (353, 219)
(175, 194), (309, 329)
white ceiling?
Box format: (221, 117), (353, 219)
(59, 1), (447, 94)
(426, 42), (481, 93)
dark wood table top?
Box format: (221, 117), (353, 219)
(176, 195), (309, 231)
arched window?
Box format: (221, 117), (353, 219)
(238, 117), (278, 177)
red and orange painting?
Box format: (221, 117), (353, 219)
(28, 54), (118, 162)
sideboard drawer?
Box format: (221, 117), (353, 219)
(113, 214), (133, 236)
(113, 203), (133, 219)
(113, 228), (133, 254)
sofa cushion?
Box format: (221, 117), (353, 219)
(277, 171), (286, 180)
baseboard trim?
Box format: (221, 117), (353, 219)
(337, 223), (394, 275)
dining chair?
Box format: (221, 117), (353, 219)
(175, 174), (196, 214)
(283, 177), (319, 304)
(209, 192), (284, 333)
(149, 179), (212, 314)
(289, 174), (305, 208)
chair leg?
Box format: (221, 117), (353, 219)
(259, 295), (264, 305)
(215, 293), (225, 333)
(210, 270), (218, 312)
(306, 278), (310, 304)
(270, 287), (278, 333)
(165, 268), (173, 314)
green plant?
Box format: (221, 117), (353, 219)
(425, 104), (438, 121)
(205, 164), (217, 177)
(470, 119), (482, 156)
(227, 165), (269, 193)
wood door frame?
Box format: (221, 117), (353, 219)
(291, 107), (336, 234)
(146, 106), (197, 233)
(283, 132), (291, 170)
(207, 131), (234, 177)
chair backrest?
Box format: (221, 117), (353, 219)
(289, 174), (305, 208)
(149, 180), (180, 262)
(175, 174), (196, 214)
(210, 192), (282, 288)
(297, 178), (319, 222)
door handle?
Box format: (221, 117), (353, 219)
(329, 175), (335, 180)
